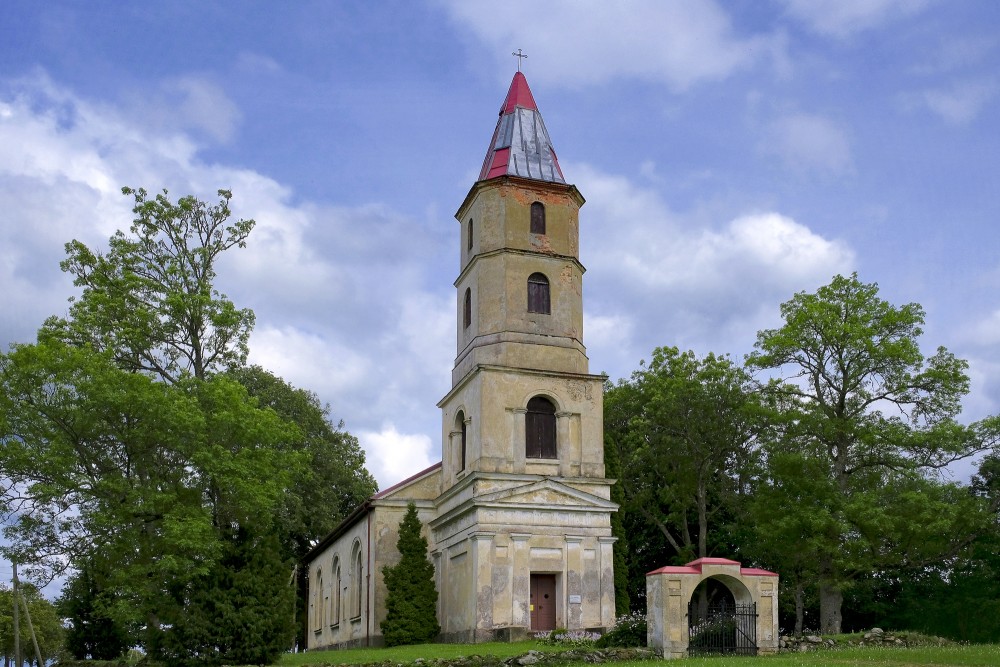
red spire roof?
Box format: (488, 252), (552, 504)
(502, 72), (538, 113)
(479, 72), (565, 184)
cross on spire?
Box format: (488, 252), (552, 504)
(512, 49), (528, 71)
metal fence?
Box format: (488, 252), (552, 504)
(687, 601), (758, 656)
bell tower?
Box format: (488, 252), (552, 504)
(439, 72), (605, 485)
(432, 71), (616, 642)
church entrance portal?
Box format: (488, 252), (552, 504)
(530, 574), (557, 631)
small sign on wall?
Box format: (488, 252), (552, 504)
(568, 595), (582, 604)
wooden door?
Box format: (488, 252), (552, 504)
(530, 574), (557, 631)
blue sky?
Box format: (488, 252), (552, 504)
(2, 0), (999, 489)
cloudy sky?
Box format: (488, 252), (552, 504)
(3, 1), (999, 489)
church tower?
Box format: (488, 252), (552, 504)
(433, 71), (616, 641)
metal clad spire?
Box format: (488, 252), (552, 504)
(478, 71), (566, 184)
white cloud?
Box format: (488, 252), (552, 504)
(358, 423), (436, 489)
(0, 71), (453, 490)
(122, 75), (242, 143)
(762, 113), (853, 176)
(920, 79), (998, 125)
(573, 162), (854, 367)
(779, 0), (931, 38)
(439, 0), (783, 90)
(963, 309), (1000, 347)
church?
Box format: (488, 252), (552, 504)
(304, 70), (617, 648)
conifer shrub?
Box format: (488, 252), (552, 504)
(380, 502), (440, 646)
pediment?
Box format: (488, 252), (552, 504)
(474, 478), (616, 510)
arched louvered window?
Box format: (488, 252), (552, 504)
(531, 202), (546, 234)
(526, 396), (557, 459)
(527, 273), (550, 314)
(464, 288), (472, 328)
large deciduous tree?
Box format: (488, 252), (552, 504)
(746, 273), (993, 633)
(0, 187), (372, 663)
(380, 503), (439, 646)
(605, 347), (764, 585)
(226, 365), (378, 646)
(47, 187), (255, 382)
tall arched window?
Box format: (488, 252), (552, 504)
(531, 202), (546, 234)
(525, 396), (557, 459)
(314, 570), (324, 631)
(468, 219), (474, 250)
(527, 273), (550, 314)
(464, 288), (472, 328)
(332, 558), (341, 625)
(354, 549), (363, 618)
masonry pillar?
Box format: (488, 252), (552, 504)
(510, 408), (527, 472)
(471, 532), (495, 640)
(598, 536), (617, 628)
(565, 535), (583, 628)
(556, 412), (572, 476)
(511, 533), (531, 628)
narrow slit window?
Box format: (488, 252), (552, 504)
(464, 288), (472, 328)
(527, 273), (550, 314)
(531, 202), (545, 234)
(468, 219), (474, 250)
(458, 412), (467, 471)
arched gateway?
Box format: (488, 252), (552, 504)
(646, 558), (778, 659)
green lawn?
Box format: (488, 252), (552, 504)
(280, 640), (563, 666)
(281, 643), (1000, 667)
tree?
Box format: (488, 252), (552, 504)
(745, 273), (993, 633)
(225, 366), (377, 558)
(0, 339), (302, 623)
(60, 559), (132, 660)
(226, 365), (378, 647)
(380, 503), (439, 646)
(0, 583), (64, 666)
(0, 188), (336, 663)
(150, 529), (296, 667)
(46, 187), (255, 383)
(605, 348), (764, 566)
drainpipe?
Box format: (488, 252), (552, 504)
(366, 509), (372, 646)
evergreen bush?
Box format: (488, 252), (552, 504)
(380, 502), (440, 646)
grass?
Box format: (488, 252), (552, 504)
(280, 640), (564, 666)
(651, 644), (1000, 667)
(280, 642), (1000, 667)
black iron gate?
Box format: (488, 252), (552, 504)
(687, 601), (758, 656)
